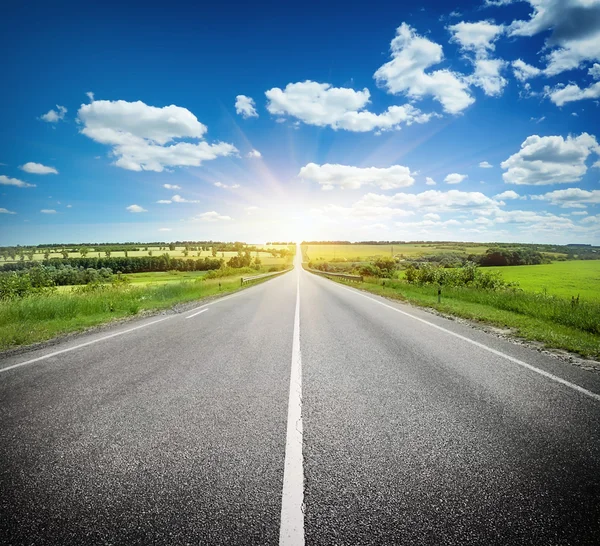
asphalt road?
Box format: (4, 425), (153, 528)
(1, 254), (599, 545)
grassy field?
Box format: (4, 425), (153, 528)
(0, 270), (290, 351)
(485, 261), (600, 303)
(303, 243), (488, 263)
(307, 272), (600, 359)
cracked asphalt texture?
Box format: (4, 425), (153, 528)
(1, 264), (599, 544)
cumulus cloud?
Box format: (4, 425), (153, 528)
(590, 63), (600, 79)
(374, 23), (474, 113)
(163, 183), (181, 190)
(214, 182), (240, 189)
(157, 199), (172, 204)
(40, 105), (67, 123)
(77, 99), (237, 172)
(530, 187), (600, 207)
(0, 175), (36, 188)
(40, 209), (57, 214)
(247, 149), (262, 158)
(449, 21), (508, 96)
(444, 173), (468, 184)
(126, 204), (147, 213)
(512, 59), (542, 82)
(546, 81), (600, 106)
(298, 163), (415, 190)
(192, 211), (232, 222)
(0, 208), (16, 214)
(501, 133), (600, 185)
(172, 194), (200, 203)
(266, 81), (433, 132)
(494, 190), (523, 200)
(479, 161), (493, 168)
(508, 0), (600, 76)
(20, 162), (58, 175)
(235, 95), (258, 118)
(425, 177), (437, 185)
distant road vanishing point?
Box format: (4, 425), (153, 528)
(1, 249), (599, 545)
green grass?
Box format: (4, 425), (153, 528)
(484, 261), (600, 303)
(0, 272), (287, 351)
(310, 273), (600, 360)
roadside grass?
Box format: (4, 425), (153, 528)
(312, 274), (600, 360)
(0, 272), (287, 351)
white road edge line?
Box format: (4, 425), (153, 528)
(0, 316), (173, 374)
(1, 281), (265, 374)
(321, 276), (600, 403)
(186, 308), (209, 319)
(279, 271), (305, 545)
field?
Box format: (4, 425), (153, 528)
(485, 262), (600, 303)
(303, 243), (488, 263)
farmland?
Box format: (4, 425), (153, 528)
(484, 261), (600, 303)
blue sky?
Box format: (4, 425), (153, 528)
(1, 0), (599, 245)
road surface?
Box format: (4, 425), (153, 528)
(1, 253), (599, 545)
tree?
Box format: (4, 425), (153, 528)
(105, 250), (111, 258)
(43, 250), (50, 260)
(183, 247), (189, 257)
(80, 247), (89, 258)
(61, 250), (69, 259)
(211, 247), (217, 257)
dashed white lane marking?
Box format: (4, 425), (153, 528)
(0, 278), (276, 374)
(279, 271), (305, 545)
(319, 277), (600, 404)
(0, 316), (173, 374)
(185, 308), (209, 319)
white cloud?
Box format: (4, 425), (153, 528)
(245, 206), (259, 214)
(40, 105), (67, 123)
(444, 173), (468, 184)
(158, 227), (172, 231)
(423, 213), (441, 220)
(66, 204), (72, 208)
(126, 204), (147, 213)
(0, 175), (36, 188)
(20, 162), (58, 175)
(590, 63), (600, 79)
(494, 190), (523, 200)
(214, 182), (240, 189)
(512, 59), (542, 82)
(501, 133), (600, 185)
(0, 208), (16, 214)
(266, 80), (433, 132)
(449, 21), (508, 97)
(192, 211), (232, 222)
(86, 91), (95, 102)
(546, 82), (600, 106)
(77, 99), (237, 172)
(40, 209), (57, 214)
(235, 95), (258, 118)
(571, 210), (588, 215)
(247, 149), (262, 158)
(374, 23), (474, 113)
(298, 163), (415, 190)
(172, 194), (200, 203)
(531, 187), (600, 207)
(479, 161), (493, 168)
(163, 183), (181, 190)
(449, 20), (505, 54)
(581, 214), (600, 224)
(425, 176), (437, 185)
(508, 0), (600, 76)
(156, 199), (172, 204)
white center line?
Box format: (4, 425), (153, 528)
(185, 308), (209, 319)
(279, 271), (305, 546)
(321, 277), (600, 403)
